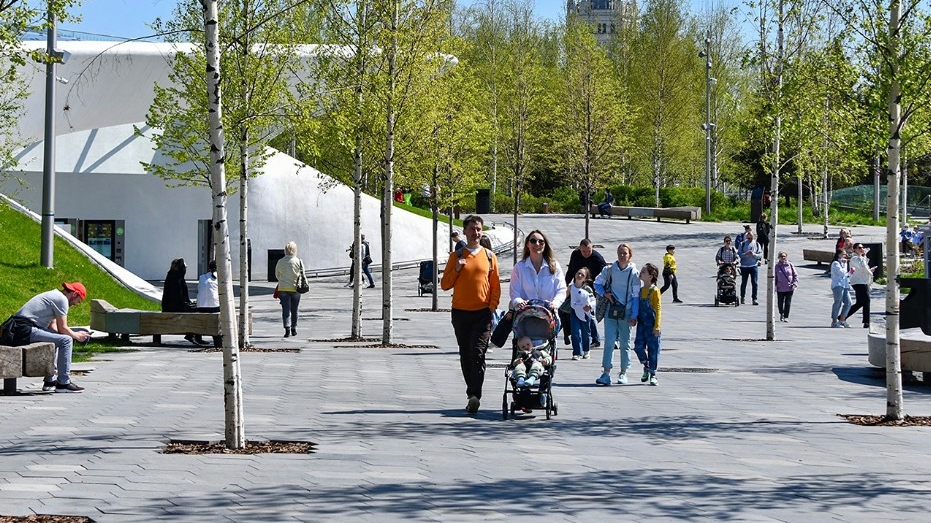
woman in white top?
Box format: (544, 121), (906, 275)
(846, 243), (875, 328)
(830, 249), (852, 328)
(509, 230), (567, 312)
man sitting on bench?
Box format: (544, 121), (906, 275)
(597, 189), (614, 218)
(12, 282), (90, 393)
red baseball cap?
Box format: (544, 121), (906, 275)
(62, 282), (87, 300)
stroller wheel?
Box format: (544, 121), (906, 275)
(502, 394), (509, 420)
(552, 400), (558, 416)
(714, 297), (719, 307)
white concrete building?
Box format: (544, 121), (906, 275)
(2, 40), (470, 281)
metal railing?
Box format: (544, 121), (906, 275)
(304, 220), (523, 279)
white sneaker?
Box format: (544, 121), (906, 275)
(571, 355), (580, 361)
(617, 373), (628, 385)
(649, 375), (658, 386)
(582, 352), (591, 359)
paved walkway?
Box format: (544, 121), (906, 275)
(2, 214), (930, 522)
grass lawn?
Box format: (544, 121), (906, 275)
(0, 202), (158, 361)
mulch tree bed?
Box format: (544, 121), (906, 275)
(162, 440), (316, 454)
(313, 337), (382, 343)
(0, 516), (95, 523)
(838, 414), (931, 426)
(355, 343), (439, 349)
(189, 347), (300, 353)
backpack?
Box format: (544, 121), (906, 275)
(0, 315), (37, 347)
(455, 246), (494, 278)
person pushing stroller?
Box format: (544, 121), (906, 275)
(512, 335), (552, 388)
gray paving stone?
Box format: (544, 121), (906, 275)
(1, 215), (929, 521)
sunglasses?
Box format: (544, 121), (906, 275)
(528, 238), (545, 245)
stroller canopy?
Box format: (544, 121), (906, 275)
(513, 300), (559, 341)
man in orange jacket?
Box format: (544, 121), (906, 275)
(441, 215), (501, 414)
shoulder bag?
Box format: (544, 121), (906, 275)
(296, 260), (310, 294)
(594, 263), (615, 322)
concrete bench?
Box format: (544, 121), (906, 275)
(868, 328), (931, 379)
(589, 204), (700, 223)
(802, 249), (834, 265)
(0, 342), (56, 395)
(89, 299), (251, 346)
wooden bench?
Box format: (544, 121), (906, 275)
(89, 299), (251, 346)
(802, 249), (834, 265)
(0, 342), (55, 395)
(589, 204), (700, 223)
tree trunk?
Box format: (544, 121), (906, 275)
(381, 0), (399, 345)
(238, 129), (250, 348)
(351, 135), (363, 339)
(201, 0), (244, 450)
(764, 0), (784, 342)
(884, 0), (904, 419)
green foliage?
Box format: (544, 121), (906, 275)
(0, 202), (157, 359)
(144, 0), (299, 189)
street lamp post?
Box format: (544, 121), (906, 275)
(699, 30), (712, 216)
(40, 7), (63, 269)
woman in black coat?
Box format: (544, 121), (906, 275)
(161, 258), (204, 345)
(756, 213), (772, 263)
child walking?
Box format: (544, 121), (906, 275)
(659, 244), (682, 303)
(634, 263), (662, 386)
(568, 267), (597, 360)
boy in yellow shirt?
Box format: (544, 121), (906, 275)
(659, 244), (682, 303)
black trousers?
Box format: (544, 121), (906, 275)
(660, 271), (679, 300)
(776, 291), (793, 318)
(846, 284), (870, 325)
(451, 308), (492, 400)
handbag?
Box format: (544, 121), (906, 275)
(490, 310), (514, 348)
(273, 285), (280, 299)
(296, 260), (310, 294)
(594, 263), (615, 322)
(608, 301), (626, 320)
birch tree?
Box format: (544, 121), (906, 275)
(146, 0), (302, 348)
(551, 18), (632, 240)
(830, 0), (931, 419)
(627, 0), (703, 201)
(200, 0), (244, 450)
(497, 1), (547, 263)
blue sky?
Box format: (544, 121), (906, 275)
(63, 0), (566, 40)
(63, 0), (724, 40)
(64, 0), (709, 40)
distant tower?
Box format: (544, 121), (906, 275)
(567, 0), (637, 45)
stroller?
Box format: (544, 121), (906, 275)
(418, 260), (435, 296)
(502, 300), (559, 420)
(714, 263), (739, 307)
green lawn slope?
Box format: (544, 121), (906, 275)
(0, 202), (158, 329)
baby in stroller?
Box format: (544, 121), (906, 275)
(503, 300), (559, 418)
(512, 335), (552, 388)
(715, 263), (739, 306)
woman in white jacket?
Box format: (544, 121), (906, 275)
(846, 243), (875, 328)
(830, 249), (853, 328)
